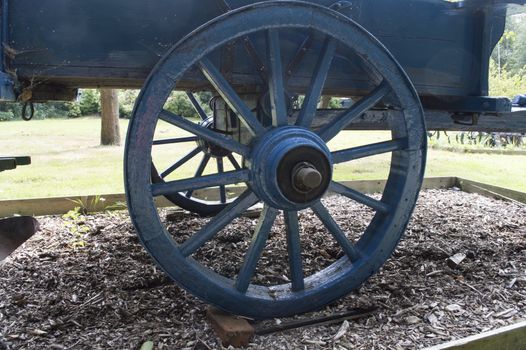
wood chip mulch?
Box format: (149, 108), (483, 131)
(0, 189), (525, 349)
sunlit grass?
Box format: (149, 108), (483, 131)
(0, 117), (525, 200)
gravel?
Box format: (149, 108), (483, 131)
(1, 189), (525, 349)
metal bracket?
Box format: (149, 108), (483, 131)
(451, 113), (479, 126)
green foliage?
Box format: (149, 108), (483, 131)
(165, 91), (199, 119)
(428, 130), (525, 151)
(427, 131), (452, 145)
(491, 15), (526, 77)
(506, 19), (526, 74)
(0, 101), (82, 120)
(115, 90), (211, 119)
(327, 97), (343, 109)
(489, 59), (526, 97)
(62, 207), (90, 249)
(0, 110), (15, 121)
(68, 195), (111, 215)
(118, 89), (139, 118)
(0, 103), (22, 120)
(79, 89), (100, 115)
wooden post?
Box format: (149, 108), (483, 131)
(320, 96), (332, 109)
(100, 89), (121, 146)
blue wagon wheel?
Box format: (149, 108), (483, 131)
(125, 2), (426, 318)
(150, 95), (238, 216)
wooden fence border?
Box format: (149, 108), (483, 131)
(425, 320), (526, 350)
(0, 176), (522, 217)
(456, 178), (526, 205)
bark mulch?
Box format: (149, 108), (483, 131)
(0, 189), (525, 349)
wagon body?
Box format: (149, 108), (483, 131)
(2, 0), (517, 113)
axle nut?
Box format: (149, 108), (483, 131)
(293, 163), (323, 192)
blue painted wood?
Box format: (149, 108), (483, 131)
(199, 57), (265, 136)
(227, 154), (242, 171)
(285, 210), (305, 292)
(161, 147), (201, 178)
(179, 190), (259, 257)
(3, 0), (518, 107)
(124, 2), (427, 318)
(329, 181), (390, 213)
(235, 205), (278, 293)
(318, 80), (391, 141)
(185, 154), (210, 199)
(296, 37), (337, 128)
(216, 157), (227, 204)
(151, 169), (250, 197)
(159, 110), (250, 157)
(311, 201), (361, 262)
(152, 136), (198, 146)
(266, 29), (288, 127)
(331, 138), (408, 164)
(186, 92), (208, 121)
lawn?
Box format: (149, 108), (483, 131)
(1, 117), (525, 200)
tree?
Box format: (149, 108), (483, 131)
(100, 89), (121, 146)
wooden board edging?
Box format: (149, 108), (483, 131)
(456, 178), (526, 205)
(0, 176), (510, 217)
(425, 320), (526, 350)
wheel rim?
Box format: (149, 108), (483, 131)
(125, 2), (427, 318)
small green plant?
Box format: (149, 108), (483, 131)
(68, 195), (105, 215)
(104, 201), (128, 211)
(62, 207), (90, 249)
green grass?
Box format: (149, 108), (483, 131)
(1, 117), (525, 200)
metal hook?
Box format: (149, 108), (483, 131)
(21, 102), (35, 121)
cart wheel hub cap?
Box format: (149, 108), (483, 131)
(249, 127), (332, 210)
(293, 163), (323, 191)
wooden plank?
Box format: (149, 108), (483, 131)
(457, 178), (526, 205)
(0, 177), (458, 217)
(339, 177), (457, 194)
(0, 194), (171, 218)
(425, 321), (526, 350)
(0, 187), (246, 217)
(7, 176), (522, 218)
(307, 108), (526, 133)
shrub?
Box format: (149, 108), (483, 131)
(489, 60), (526, 98)
(65, 102), (82, 118)
(79, 89), (100, 115)
(118, 89), (139, 119)
(165, 91), (199, 119)
(0, 110), (14, 121)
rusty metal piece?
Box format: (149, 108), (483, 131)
(254, 306), (378, 335)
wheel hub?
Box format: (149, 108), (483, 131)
(196, 117), (231, 158)
(249, 127), (332, 210)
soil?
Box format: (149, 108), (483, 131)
(1, 189), (525, 349)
